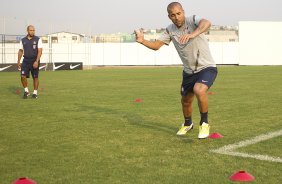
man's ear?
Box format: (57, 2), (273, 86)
(168, 14), (171, 20)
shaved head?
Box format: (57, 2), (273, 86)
(167, 2), (183, 13)
(26, 25), (35, 37)
(167, 2), (185, 28)
(27, 25), (35, 31)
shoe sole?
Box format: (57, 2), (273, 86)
(198, 135), (209, 139)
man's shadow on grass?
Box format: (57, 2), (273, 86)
(123, 113), (194, 143)
(8, 85), (45, 97)
(8, 86), (22, 97)
(75, 103), (194, 143)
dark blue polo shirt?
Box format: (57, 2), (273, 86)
(21, 36), (40, 60)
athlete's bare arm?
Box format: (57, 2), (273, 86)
(17, 49), (23, 70)
(135, 30), (165, 51)
(179, 19), (211, 44)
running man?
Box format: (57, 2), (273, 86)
(135, 2), (217, 138)
(18, 25), (43, 99)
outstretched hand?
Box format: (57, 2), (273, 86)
(135, 29), (144, 44)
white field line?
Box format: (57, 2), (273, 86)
(210, 129), (282, 163)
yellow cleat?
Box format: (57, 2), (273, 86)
(176, 123), (193, 135)
(198, 122), (210, 139)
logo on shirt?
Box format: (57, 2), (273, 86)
(32, 41), (37, 49)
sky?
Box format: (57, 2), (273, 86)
(1, 0), (281, 35)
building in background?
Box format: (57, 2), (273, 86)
(92, 32), (135, 43)
(205, 25), (239, 42)
(40, 25), (239, 44)
(42, 31), (85, 43)
(91, 26), (238, 43)
(91, 28), (165, 43)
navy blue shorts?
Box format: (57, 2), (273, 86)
(181, 67), (218, 96)
(21, 59), (39, 78)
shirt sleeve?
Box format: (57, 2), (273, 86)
(38, 38), (43, 49)
(193, 15), (201, 26)
(157, 28), (171, 45)
(19, 40), (23, 50)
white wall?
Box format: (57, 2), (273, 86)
(209, 42), (239, 65)
(1, 42), (239, 65)
(239, 21), (282, 65)
(2, 21), (282, 66)
(0, 43), (51, 64)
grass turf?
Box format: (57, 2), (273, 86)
(0, 66), (282, 183)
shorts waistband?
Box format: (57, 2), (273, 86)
(23, 57), (37, 60)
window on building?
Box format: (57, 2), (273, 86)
(51, 36), (58, 43)
(72, 36), (77, 40)
(229, 39), (236, 42)
(42, 39), (48, 43)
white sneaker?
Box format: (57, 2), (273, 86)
(198, 122), (210, 139)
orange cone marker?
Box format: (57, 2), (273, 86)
(12, 177), (37, 184)
(229, 170), (255, 182)
(209, 132), (224, 139)
(135, 98), (142, 103)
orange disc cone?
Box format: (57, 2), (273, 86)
(209, 132), (224, 139)
(208, 91), (215, 95)
(229, 170), (255, 182)
(134, 98), (142, 103)
(15, 89), (21, 94)
(12, 177), (37, 184)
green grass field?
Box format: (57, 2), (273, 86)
(0, 66), (282, 184)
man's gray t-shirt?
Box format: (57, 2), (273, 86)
(158, 15), (216, 74)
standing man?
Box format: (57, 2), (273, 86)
(135, 2), (217, 139)
(18, 25), (43, 99)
